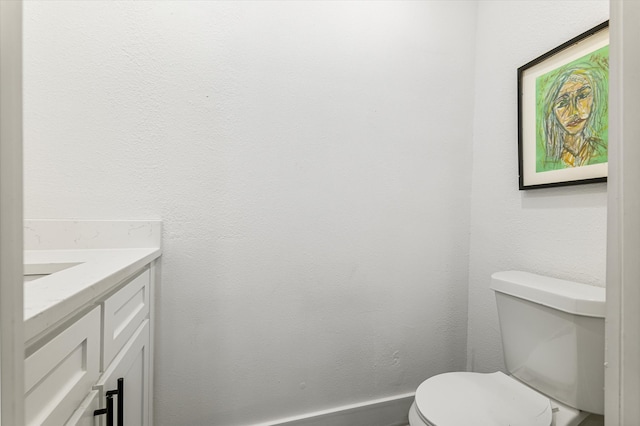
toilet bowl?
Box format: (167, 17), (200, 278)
(408, 271), (606, 426)
(407, 372), (589, 426)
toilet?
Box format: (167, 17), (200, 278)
(408, 271), (606, 426)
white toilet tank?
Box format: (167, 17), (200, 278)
(491, 271), (605, 415)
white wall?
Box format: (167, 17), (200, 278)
(467, 1), (609, 373)
(23, 2), (478, 425)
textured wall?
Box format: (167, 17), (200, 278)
(467, 1), (609, 374)
(23, 2), (478, 425)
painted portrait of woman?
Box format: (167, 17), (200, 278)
(536, 46), (609, 172)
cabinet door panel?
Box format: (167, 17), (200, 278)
(64, 390), (99, 426)
(103, 268), (150, 368)
(25, 307), (100, 426)
(95, 320), (150, 426)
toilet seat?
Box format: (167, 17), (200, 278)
(414, 371), (552, 426)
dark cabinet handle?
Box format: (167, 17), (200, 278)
(95, 378), (124, 426)
(117, 378), (124, 426)
(93, 393), (114, 426)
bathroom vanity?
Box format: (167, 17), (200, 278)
(22, 220), (162, 426)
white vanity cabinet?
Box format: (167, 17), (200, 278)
(25, 263), (157, 426)
(94, 266), (152, 426)
(25, 307), (101, 426)
(95, 320), (151, 426)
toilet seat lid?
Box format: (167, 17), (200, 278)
(415, 371), (552, 426)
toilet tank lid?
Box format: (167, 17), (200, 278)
(491, 271), (605, 318)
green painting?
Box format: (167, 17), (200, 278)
(535, 45), (609, 172)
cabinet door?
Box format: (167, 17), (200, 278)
(95, 320), (150, 426)
(64, 390), (99, 426)
(25, 307), (100, 426)
(102, 268), (150, 369)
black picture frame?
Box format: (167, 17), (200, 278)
(518, 21), (609, 190)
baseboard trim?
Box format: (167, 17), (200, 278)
(251, 392), (415, 426)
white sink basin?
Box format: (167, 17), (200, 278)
(24, 262), (82, 283)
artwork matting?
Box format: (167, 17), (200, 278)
(518, 21), (609, 190)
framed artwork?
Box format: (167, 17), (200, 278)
(518, 22), (609, 190)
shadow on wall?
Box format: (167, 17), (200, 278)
(520, 182), (606, 209)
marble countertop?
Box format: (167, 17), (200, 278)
(23, 220), (162, 345)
